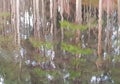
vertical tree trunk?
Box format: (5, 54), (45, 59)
(33, 0), (36, 37)
(0, 1), (2, 35)
(60, 0), (64, 41)
(16, 0), (20, 46)
(75, 0), (82, 70)
(11, 0), (17, 45)
(53, 0), (57, 38)
(96, 0), (104, 71)
(3, 0), (6, 36)
(33, 0), (40, 38)
(16, 0), (22, 83)
(118, 0), (120, 25)
(98, 0), (102, 57)
(75, 0), (82, 24)
(105, 0), (110, 54)
(42, 0), (45, 35)
(53, 0), (62, 58)
(96, 0), (105, 71)
(118, 0), (120, 50)
(75, 0), (82, 44)
(50, 0), (53, 35)
(36, 0), (40, 38)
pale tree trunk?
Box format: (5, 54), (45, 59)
(36, 0), (40, 38)
(75, 0), (82, 44)
(42, 0), (46, 57)
(33, 0), (40, 38)
(118, 0), (120, 49)
(42, 0), (46, 38)
(0, 0), (3, 36)
(33, 0), (43, 55)
(16, 0), (22, 83)
(50, 0), (53, 35)
(118, 0), (120, 25)
(11, 0), (20, 46)
(0, 0), (5, 36)
(16, 0), (20, 46)
(76, 0), (82, 24)
(3, 0), (6, 36)
(0, 1), (1, 35)
(59, 0), (64, 41)
(96, 0), (103, 71)
(75, 0), (82, 69)
(98, 0), (102, 57)
(0, 0), (4, 36)
(105, 0), (110, 53)
(11, 0), (17, 45)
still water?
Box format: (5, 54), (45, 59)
(0, 47), (118, 84)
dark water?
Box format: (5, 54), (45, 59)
(0, 9), (120, 84)
(1, 46), (120, 84)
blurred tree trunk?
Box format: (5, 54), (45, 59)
(60, 0), (64, 41)
(50, 0), (53, 35)
(76, 0), (82, 24)
(10, 0), (17, 45)
(16, 0), (22, 83)
(105, 0), (110, 54)
(41, 0), (46, 37)
(118, 0), (120, 25)
(16, 0), (20, 47)
(97, 0), (102, 57)
(75, 0), (82, 44)
(53, 0), (57, 37)
(0, 0), (2, 35)
(96, 0), (103, 71)
(33, 0), (40, 39)
(3, 0), (6, 36)
(75, 0), (82, 70)
(0, 0), (4, 36)
(118, 0), (120, 49)
(10, 0), (20, 46)
(53, 0), (62, 66)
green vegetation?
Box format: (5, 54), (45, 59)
(0, 12), (15, 51)
(0, 35), (15, 51)
(0, 0), (119, 83)
(29, 37), (53, 49)
(0, 12), (10, 18)
(60, 20), (88, 31)
(62, 42), (92, 55)
(0, 49), (29, 84)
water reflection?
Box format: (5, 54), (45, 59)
(0, 75), (4, 84)
(90, 72), (114, 84)
(0, 44), (119, 84)
(0, 12), (120, 83)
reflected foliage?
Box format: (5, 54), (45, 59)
(62, 42), (92, 55)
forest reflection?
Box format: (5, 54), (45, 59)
(0, 0), (120, 84)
